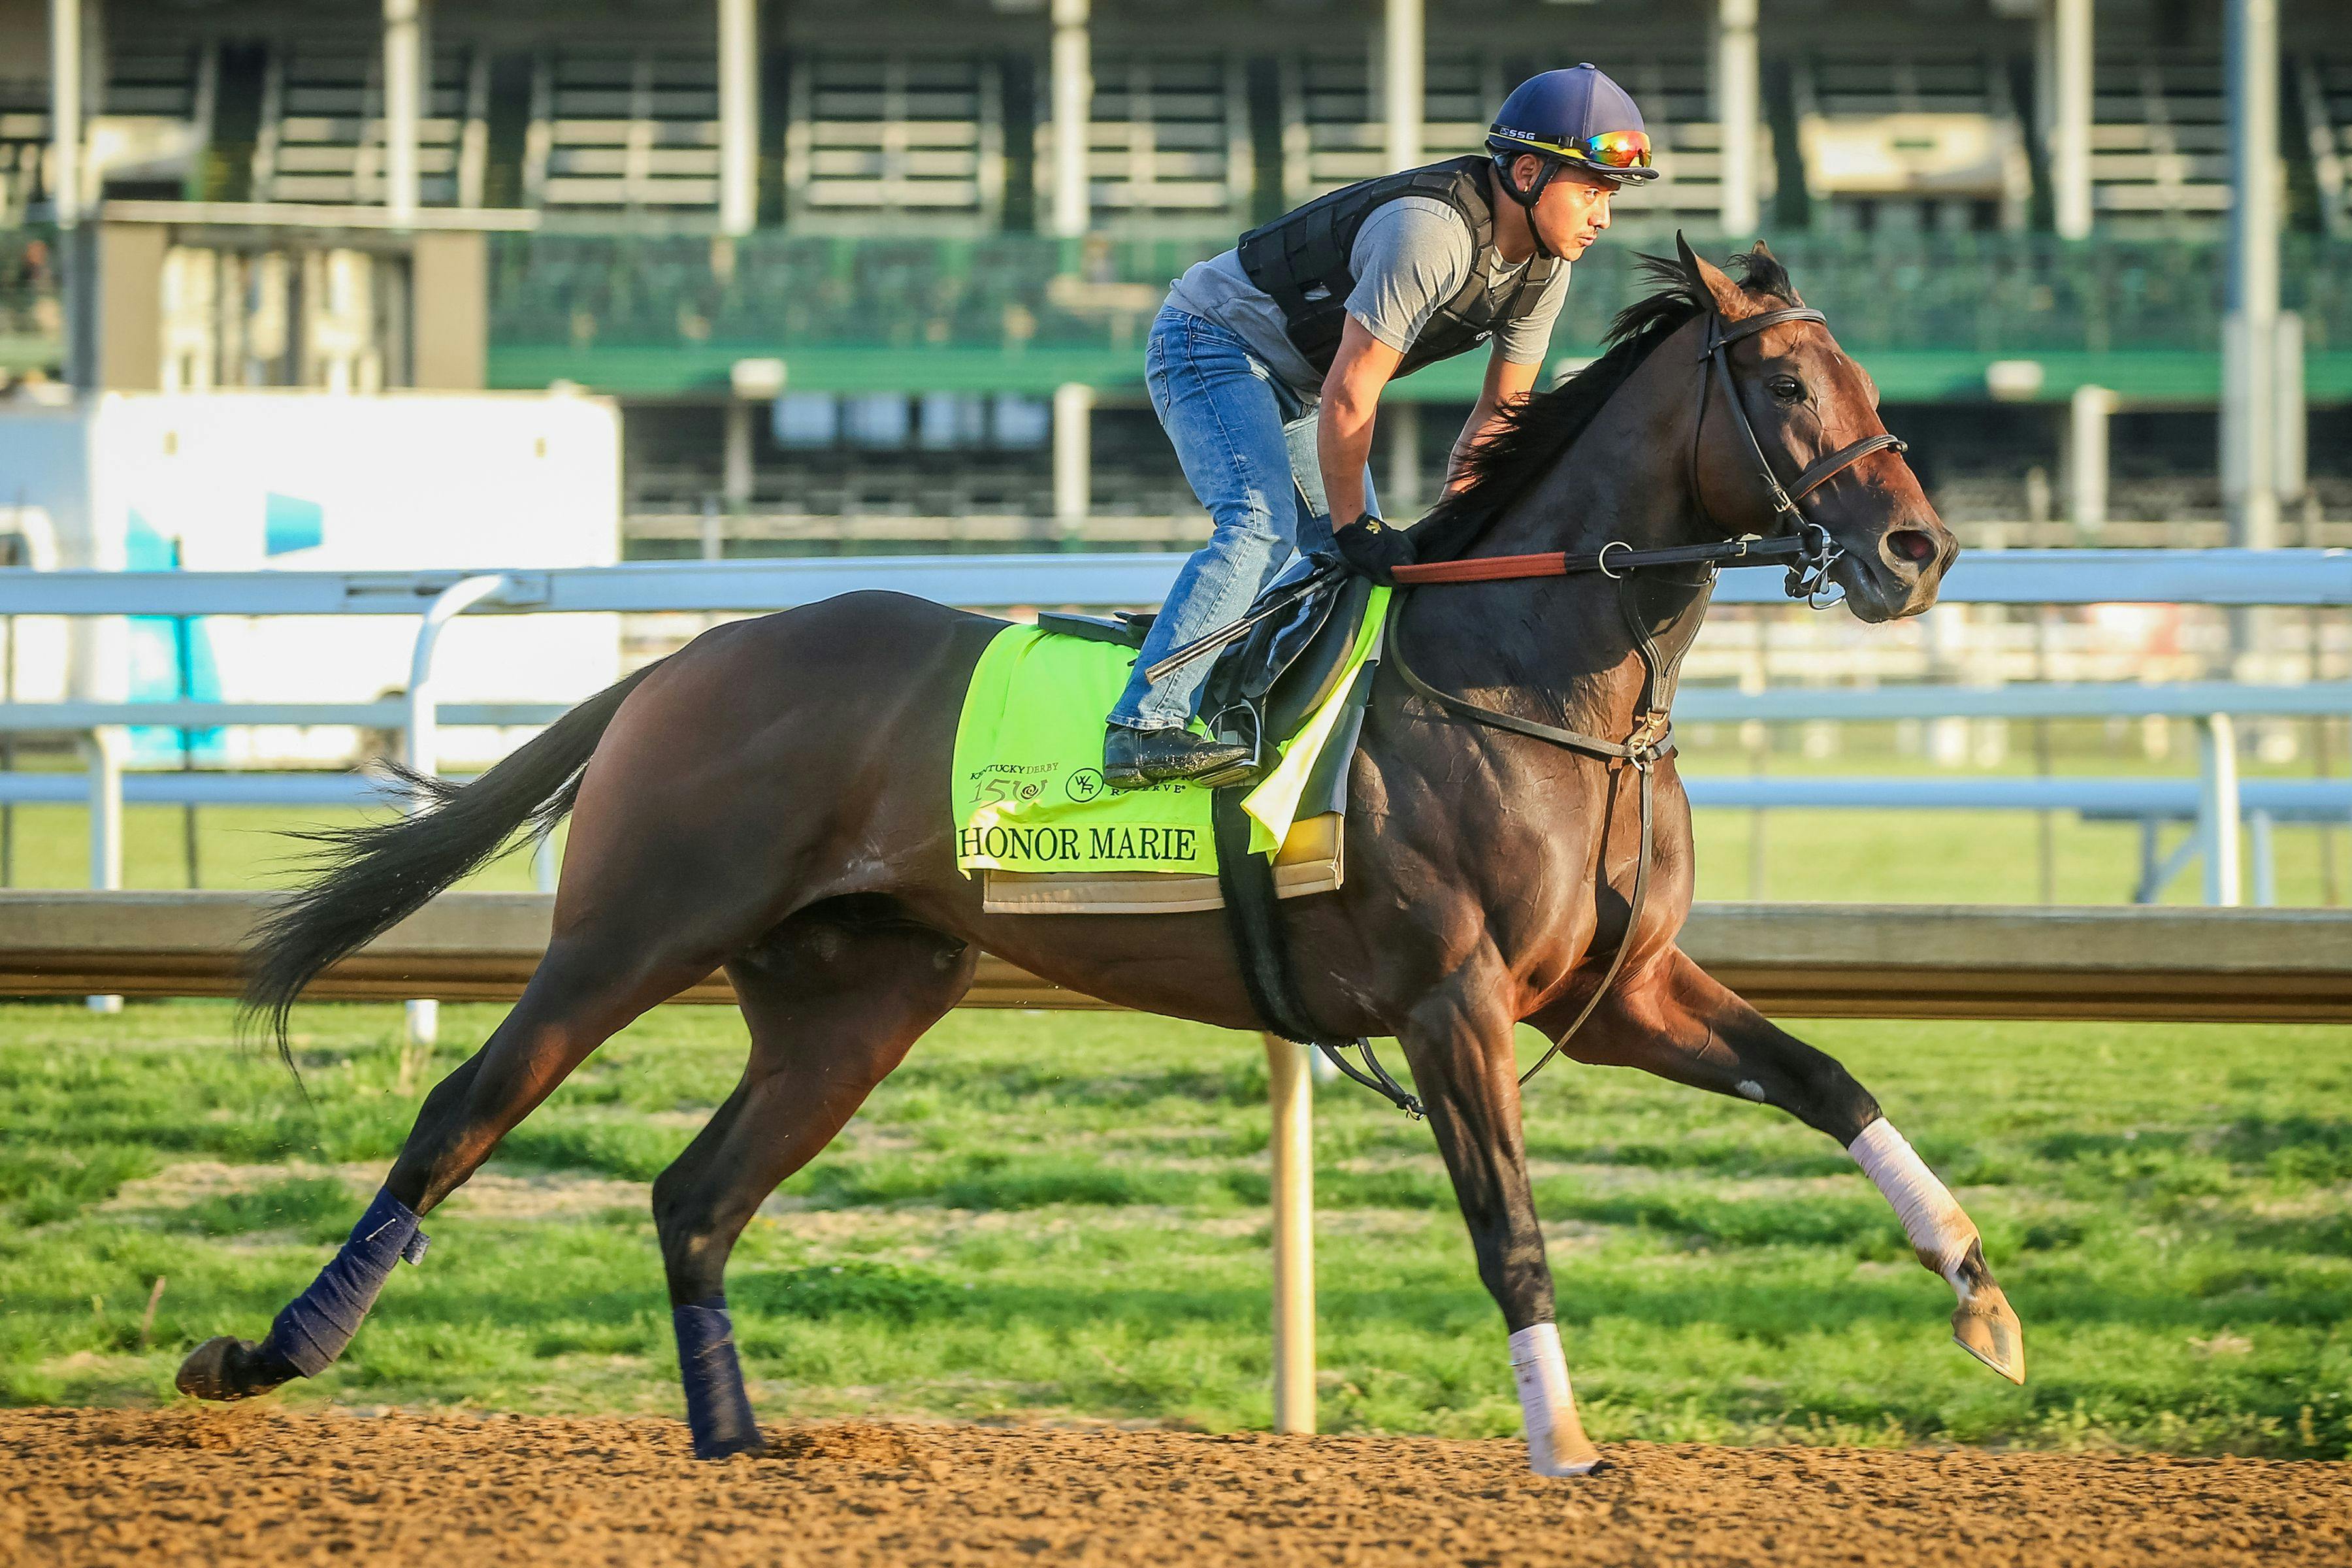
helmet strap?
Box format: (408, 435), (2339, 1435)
(1494, 154), (1562, 261)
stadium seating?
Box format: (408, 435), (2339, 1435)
(783, 54), (1004, 226)
(2089, 52), (2234, 230)
(253, 41), (485, 207)
(1277, 48), (1511, 205)
(525, 48), (723, 214)
(1610, 55), (1776, 229)
(1, 41), (212, 215)
(1791, 52), (2030, 231)
(2298, 54), (2352, 237)
(1278, 50), (1769, 231)
(1036, 54), (1253, 231)
(0, 84), (44, 224)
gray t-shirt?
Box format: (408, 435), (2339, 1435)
(1163, 194), (1571, 402)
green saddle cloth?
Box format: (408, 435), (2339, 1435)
(951, 587), (1389, 877)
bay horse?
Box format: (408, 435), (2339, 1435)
(180, 238), (2019, 1476)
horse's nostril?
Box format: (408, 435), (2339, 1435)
(1888, 530), (1937, 564)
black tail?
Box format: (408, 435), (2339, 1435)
(244, 661), (664, 1056)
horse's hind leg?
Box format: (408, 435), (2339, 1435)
(176, 923), (740, 1403)
(651, 903), (974, 1458)
(1543, 947), (2025, 1384)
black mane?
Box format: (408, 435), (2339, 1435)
(1405, 246), (1799, 562)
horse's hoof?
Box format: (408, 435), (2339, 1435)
(692, 1427), (767, 1462)
(176, 1337), (290, 1402)
(1951, 1288), (2026, 1384)
(1529, 1422), (1604, 1478)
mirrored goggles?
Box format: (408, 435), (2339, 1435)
(1572, 130), (1653, 172)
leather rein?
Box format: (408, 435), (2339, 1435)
(1322, 304), (1912, 1113)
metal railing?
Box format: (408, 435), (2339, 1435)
(2, 548), (2346, 921)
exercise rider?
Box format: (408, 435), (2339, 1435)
(1102, 63), (1658, 791)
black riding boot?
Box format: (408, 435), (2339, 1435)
(1103, 725), (1256, 791)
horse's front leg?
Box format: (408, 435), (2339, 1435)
(1397, 973), (1601, 1477)
(1541, 946), (2025, 1384)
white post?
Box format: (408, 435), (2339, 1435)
(2049, 0), (2093, 240)
(2199, 713), (2243, 907)
(403, 574), (510, 1047)
(83, 727), (123, 1013)
(2274, 312), (2307, 508)
(1383, 0), (1423, 173)
(1053, 381), (1092, 540)
(384, 0), (423, 226)
(724, 401), (753, 514)
(1051, 0), (1091, 238)
(1264, 1033), (1315, 1435)
(2223, 0), (2281, 554)
(717, 0), (758, 236)
(1715, 0), (1761, 238)
(2249, 810), (2277, 907)
(2066, 384), (2113, 537)
(48, 0), (82, 227)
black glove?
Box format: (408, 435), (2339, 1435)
(1331, 512), (1416, 585)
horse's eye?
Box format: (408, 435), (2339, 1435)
(1768, 374), (1804, 401)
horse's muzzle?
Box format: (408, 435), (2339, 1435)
(1834, 527), (1952, 623)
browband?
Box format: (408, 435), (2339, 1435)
(1705, 306), (1827, 353)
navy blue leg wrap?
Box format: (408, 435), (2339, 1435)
(260, 1186), (429, 1378)
(673, 1295), (762, 1459)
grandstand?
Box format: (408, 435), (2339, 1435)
(1, 0), (2348, 551)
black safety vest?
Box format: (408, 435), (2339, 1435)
(1235, 155), (1563, 381)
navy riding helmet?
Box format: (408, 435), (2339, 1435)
(1486, 63), (1661, 216)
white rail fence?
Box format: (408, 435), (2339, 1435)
(2, 549), (2347, 918)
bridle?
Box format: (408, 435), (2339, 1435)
(1316, 301), (1918, 1116)
(1690, 304), (1909, 585)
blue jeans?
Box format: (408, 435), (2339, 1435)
(1110, 308), (1375, 732)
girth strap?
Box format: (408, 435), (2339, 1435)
(1210, 786), (1426, 1119)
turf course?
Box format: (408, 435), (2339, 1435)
(4, 998), (2348, 1457)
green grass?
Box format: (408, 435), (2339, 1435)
(3, 997), (2349, 1457)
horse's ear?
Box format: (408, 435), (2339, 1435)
(1674, 230), (1759, 320)
(1746, 238), (1803, 306)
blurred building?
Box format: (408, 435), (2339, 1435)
(3, 0), (2349, 552)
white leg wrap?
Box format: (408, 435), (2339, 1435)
(1848, 1118), (1979, 1284)
(1508, 1322), (1593, 1477)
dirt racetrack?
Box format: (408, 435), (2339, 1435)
(4, 1407), (2348, 1568)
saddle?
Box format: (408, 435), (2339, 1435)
(991, 563), (1377, 918)
(1039, 557), (1371, 774)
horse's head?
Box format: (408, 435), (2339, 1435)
(1675, 237), (1956, 623)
